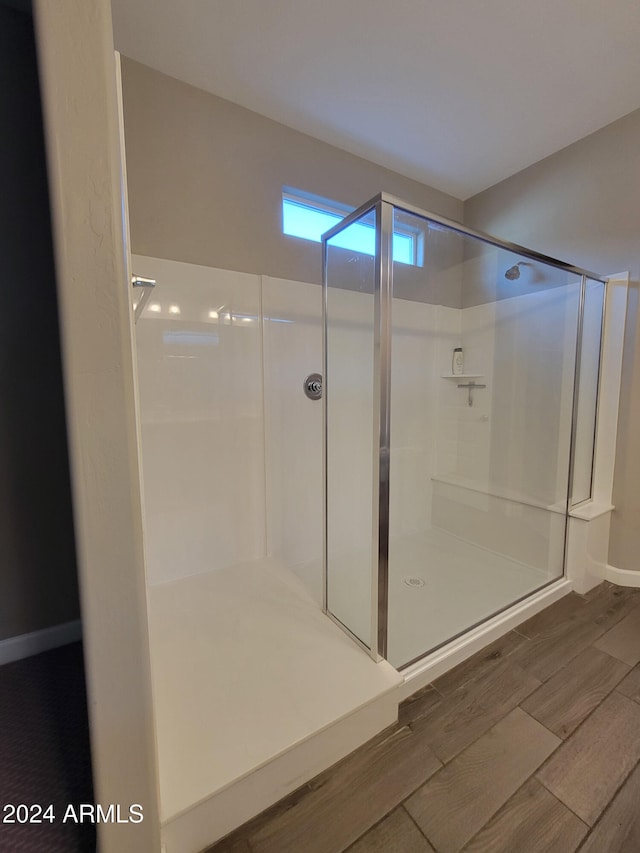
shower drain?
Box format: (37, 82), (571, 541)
(403, 577), (426, 588)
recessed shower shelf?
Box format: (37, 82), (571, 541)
(441, 374), (484, 379)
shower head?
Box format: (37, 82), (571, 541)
(505, 262), (524, 281)
(504, 260), (536, 281)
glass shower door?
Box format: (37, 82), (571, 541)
(323, 204), (379, 652)
(386, 207), (584, 667)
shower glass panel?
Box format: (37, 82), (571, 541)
(323, 194), (606, 669)
(571, 279), (605, 505)
(388, 207), (581, 667)
(324, 205), (377, 649)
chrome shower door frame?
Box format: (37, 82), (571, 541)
(322, 192), (606, 666)
(372, 199), (393, 661)
(322, 198), (394, 661)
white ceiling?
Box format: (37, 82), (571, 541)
(111, 0), (640, 200)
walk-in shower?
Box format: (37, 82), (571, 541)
(130, 189), (617, 850)
(322, 193), (605, 669)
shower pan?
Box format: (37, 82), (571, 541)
(322, 193), (606, 669)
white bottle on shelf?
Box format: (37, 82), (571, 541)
(452, 347), (464, 375)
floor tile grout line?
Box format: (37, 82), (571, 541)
(591, 602), (640, 668)
(532, 776), (591, 834)
(522, 608), (622, 679)
(400, 802), (439, 851)
(340, 800), (436, 853)
(525, 650), (638, 781)
(535, 722), (640, 831)
(513, 592), (640, 689)
(510, 592), (593, 642)
(340, 804), (435, 853)
(227, 778), (317, 851)
(427, 630), (532, 699)
(455, 774), (588, 853)
(519, 647), (632, 738)
(517, 587), (639, 652)
(538, 639), (630, 689)
(500, 617), (592, 680)
(340, 806), (401, 852)
(515, 706), (562, 744)
(427, 717), (565, 853)
(412, 672), (544, 768)
(401, 705), (559, 851)
(614, 674), (640, 704)
(404, 634), (545, 744)
(455, 779), (527, 853)
(587, 595), (640, 646)
(573, 751), (640, 851)
(243, 723), (440, 853)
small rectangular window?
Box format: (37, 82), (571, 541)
(282, 191), (419, 266)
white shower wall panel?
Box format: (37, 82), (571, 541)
(259, 282), (376, 618)
(448, 287), (578, 504)
(431, 286), (579, 577)
(388, 299), (443, 540)
(263, 281), (447, 620)
(432, 306), (463, 479)
(132, 255), (266, 585)
(488, 286), (577, 506)
(457, 300), (494, 485)
(262, 277), (323, 601)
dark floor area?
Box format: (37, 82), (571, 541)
(0, 642), (95, 852)
(210, 583), (640, 853)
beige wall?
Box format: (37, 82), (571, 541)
(120, 58), (462, 287)
(34, 2), (160, 850)
(465, 109), (640, 572)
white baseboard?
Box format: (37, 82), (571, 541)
(0, 619), (82, 666)
(605, 564), (640, 588)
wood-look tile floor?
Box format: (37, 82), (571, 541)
(208, 583), (640, 853)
